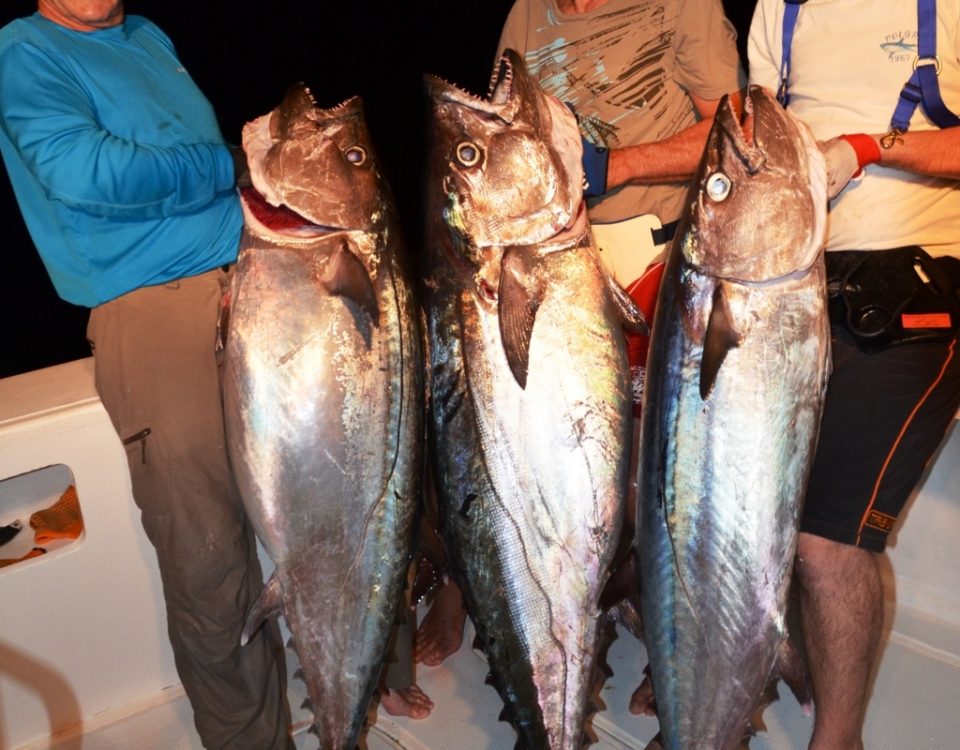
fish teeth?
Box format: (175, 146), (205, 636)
(328, 96), (358, 113)
(433, 76), (492, 106)
(487, 52), (514, 103)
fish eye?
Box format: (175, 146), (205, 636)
(455, 142), (483, 167)
(706, 172), (732, 202)
(345, 146), (367, 165)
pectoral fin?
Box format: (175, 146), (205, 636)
(499, 247), (547, 389)
(700, 281), (741, 400)
(318, 240), (379, 346)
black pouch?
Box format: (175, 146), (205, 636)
(826, 247), (960, 351)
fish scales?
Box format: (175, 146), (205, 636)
(637, 86), (830, 750)
(223, 88), (423, 750)
(424, 50), (633, 749)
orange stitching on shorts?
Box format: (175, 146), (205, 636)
(856, 339), (956, 545)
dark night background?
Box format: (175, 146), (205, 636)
(0, 0), (756, 380)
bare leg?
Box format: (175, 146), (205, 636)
(414, 579), (467, 666)
(794, 532), (883, 750)
(379, 684), (434, 720)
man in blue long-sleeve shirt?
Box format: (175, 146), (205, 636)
(0, 2), (293, 747)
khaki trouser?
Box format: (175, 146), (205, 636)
(87, 267), (293, 749)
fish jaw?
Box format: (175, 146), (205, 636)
(242, 85), (389, 237)
(425, 48), (584, 253)
(681, 86), (827, 284)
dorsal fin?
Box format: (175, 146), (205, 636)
(776, 633), (813, 714)
(599, 549), (638, 612)
(240, 573), (283, 646)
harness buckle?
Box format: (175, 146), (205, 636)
(880, 127), (904, 149)
(913, 55), (942, 75)
(776, 78), (790, 107)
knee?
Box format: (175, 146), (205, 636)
(794, 532), (879, 593)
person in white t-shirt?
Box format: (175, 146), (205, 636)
(749, 2), (960, 749)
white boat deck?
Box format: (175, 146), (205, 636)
(17, 606), (960, 750)
(3, 359), (959, 750)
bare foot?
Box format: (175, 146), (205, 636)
(629, 665), (657, 716)
(380, 684), (434, 719)
(414, 579), (467, 666)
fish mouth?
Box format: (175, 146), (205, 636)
(426, 49), (522, 123)
(716, 89), (765, 174)
(487, 50), (514, 107)
(692, 86), (828, 283)
(240, 186), (346, 240)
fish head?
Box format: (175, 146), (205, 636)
(681, 85), (827, 282)
(240, 85), (387, 243)
(424, 48), (585, 260)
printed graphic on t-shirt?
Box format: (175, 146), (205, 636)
(880, 31), (918, 63)
(522, 3), (674, 148)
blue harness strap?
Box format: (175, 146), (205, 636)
(776, 0), (806, 107)
(778, 0), (958, 136)
(891, 0), (960, 131)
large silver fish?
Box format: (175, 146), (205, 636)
(423, 50), (640, 749)
(637, 86), (829, 750)
(222, 86), (423, 749)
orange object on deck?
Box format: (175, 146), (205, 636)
(30, 484), (84, 545)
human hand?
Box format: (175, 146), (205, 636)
(563, 101), (608, 198)
(820, 134), (880, 200)
(229, 146), (252, 189)
(820, 137), (858, 199)
(581, 135), (608, 198)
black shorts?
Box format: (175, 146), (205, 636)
(802, 324), (960, 552)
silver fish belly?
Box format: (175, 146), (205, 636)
(637, 86), (830, 750)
